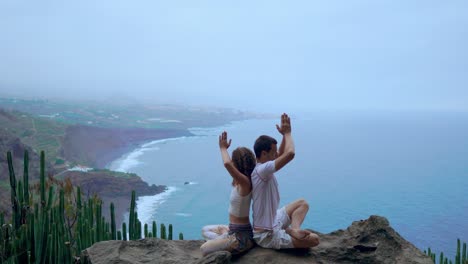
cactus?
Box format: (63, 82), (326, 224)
(136, 218), (142, 239)
(179, 233), (183, 240)
(463, 242), (467, 264)
(152, 221), (157, 239)
(23, 151), (30, 209)
(1, 151), (185, 263)
(129, 191), (136, 240)
(110, 203), (116, 240)
(40, 151), (46, 208)
(160, 224), (166, 240)
(457, 239), (461, 264)
(7, 152), (21, 231)
(168, 224), (173, 240)
(122, 222), (127, 241)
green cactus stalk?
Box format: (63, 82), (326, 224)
(46, 186), (54, 211)
(23, 150), (30, 208)
(110, 203), (116, 240)
(136, 219), (142, 240)
(59, 190), (65, 220)
(96, 201), (102, 242)
(144, 223), (148, 238)
(463, 242), (467, 264)
(160, 224), (166, 240)
(168, 224), (173, 240)
(152, 221), (157, 239)
(457, 239), (461, 264)
(129, 191), (136, 240)
(105, 221), (110, 240)
(40, 151), (46, 208)
(117, 231), (122, 240)
(18, 180), (24, 207)
(179, 233), (183, 240)
(122, 222), (127, 241)
(7, 151), (21, 231)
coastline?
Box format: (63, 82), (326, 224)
(61, 126), (195, 227)
(61, 125), (194, 169)
(90, 130), (196, 227)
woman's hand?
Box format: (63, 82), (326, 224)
(219, 131), (232, 149)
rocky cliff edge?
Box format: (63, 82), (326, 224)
(82, 215), (432, 264)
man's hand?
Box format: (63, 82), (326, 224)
(219, 131), (232, 149)
(276, 113), (292, 135)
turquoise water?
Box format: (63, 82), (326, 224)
(109, 111), (468, 258)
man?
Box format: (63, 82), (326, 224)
(251, 113), (320, 249)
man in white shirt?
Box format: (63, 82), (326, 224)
(251, 113), (320, 249)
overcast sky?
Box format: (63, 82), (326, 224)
(0, 0), (467, 112)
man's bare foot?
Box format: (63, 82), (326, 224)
(288, 228), (312, 240)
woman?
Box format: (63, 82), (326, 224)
(200, 131), (256, 256)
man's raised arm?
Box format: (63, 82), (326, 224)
(275, 113), (295, 171)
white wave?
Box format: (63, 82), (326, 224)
(175, 213), (192, 217)
(110, 136), (191, 172)
(141, 136), (189, 148)
(136, 186), (178, 225)
(112, 148), (150, 172)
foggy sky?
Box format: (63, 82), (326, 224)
(0, 0), (467, 112)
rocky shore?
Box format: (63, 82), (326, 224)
(63, 170), (166, 227)
(58, 125), (195, 226)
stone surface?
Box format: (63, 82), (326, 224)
(82, 215), (433, 264)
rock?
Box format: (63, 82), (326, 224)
(81, 215), (433, 264)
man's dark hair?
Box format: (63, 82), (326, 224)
(254, 135), (277, 158)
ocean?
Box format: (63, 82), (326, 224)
(109, 111), (468, 259)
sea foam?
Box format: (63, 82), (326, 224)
(136, 186), (178, 225)
(110, 136), (190, 173)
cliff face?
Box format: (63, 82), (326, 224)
(61, 125), (192, 168)
(82, 215), (433, 264)
(63, 170), (166, 227)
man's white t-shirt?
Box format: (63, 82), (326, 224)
(251, 160), (280, 230)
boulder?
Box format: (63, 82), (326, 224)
(82, 215), (433, 264)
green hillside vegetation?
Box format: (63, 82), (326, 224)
(0, 97), (265, 130)
(0, 109), (66, 162)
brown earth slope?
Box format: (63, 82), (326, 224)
(61, 125), (192, 168)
